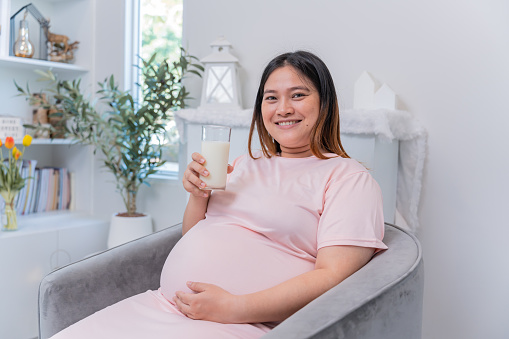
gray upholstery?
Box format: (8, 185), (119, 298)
(39, 223), (423, 339)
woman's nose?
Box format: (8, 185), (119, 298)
(276, 98), (294, 115)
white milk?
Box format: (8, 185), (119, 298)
(200, 141), (230, 189)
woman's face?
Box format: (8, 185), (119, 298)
(261, 66), (320, 157)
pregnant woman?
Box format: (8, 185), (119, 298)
(50, 51), (387, 339)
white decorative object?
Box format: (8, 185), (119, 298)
(354, 72), (397, 110)
(199, 37), (242, 110)
(353, 71), (378, 109)
(0, 116), (24, 139)
(374, 83), (397, 110)
(107, 214), (153, 248)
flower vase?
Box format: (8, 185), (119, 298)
(1, 191), (19, 231)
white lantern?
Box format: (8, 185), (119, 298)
(199, 37), (242, 110)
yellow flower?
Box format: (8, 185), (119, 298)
(0, 139), (2, 147)
(22, 135), (32, 147)
(12, 147), (23, 159)
(5, 137), (14, 149)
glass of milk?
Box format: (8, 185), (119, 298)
(200, 125), (231, 190)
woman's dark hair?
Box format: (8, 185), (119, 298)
(248, 50), (349, 159)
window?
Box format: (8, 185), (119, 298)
(133, 0), (183, 178)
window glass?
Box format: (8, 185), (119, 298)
(139, 0), (183, 172)
(140, 0), (183, 64)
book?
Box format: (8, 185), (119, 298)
(14, 160), (34, 215)
(69, 171), (75, 210)
(22, 159), (37, 214)
(45, 169), (56, 212)
(58, 168), (70, 210)
(37, 168), (51, 213)
(28, 169), (41, 214)
(52, 169), (60, 211)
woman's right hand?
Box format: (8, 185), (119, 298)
(183, 152), (210, 198)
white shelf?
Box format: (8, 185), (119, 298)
(0, 210), (109, 239)
(0, 55), (88, 75)
(15, 138), (76, 145)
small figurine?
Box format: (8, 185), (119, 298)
(43, 20), (79, 63)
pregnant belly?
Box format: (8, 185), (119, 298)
(160, 222), (315, 301)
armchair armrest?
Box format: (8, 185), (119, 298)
(261, 224), (424, 339)
(39, 223), (182, 339)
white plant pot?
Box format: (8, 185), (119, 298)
(107, 213), (153, 248)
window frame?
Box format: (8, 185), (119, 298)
(125, 0), (181, 181)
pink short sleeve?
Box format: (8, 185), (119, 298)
(317, 171), (388, 252)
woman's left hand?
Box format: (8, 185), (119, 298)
(173, 281), (242, 323)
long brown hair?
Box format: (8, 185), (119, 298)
(248, 51), (349, 160)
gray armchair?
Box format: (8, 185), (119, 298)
(39, 223), (423, 339)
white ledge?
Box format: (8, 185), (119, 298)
(175, 108), (426, 143)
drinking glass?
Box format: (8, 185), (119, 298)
(200, 125), (231, 190)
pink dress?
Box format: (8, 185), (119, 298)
(50, 153), (387, 339)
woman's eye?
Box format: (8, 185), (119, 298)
(264, 96), (277, 101)
(293, 93), (305, 98)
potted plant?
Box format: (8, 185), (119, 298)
(15, 48), (203, 246)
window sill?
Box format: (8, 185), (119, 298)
(148, 172), (179, 182)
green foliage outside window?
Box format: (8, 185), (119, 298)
(140, 0), (184, 164)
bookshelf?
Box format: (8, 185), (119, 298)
(0, 1), (107, 338)
(0, 0), (95, 214)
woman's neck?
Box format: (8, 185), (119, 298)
(279, 145), (313, 158)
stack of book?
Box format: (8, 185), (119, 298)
(0, 160), (74, 215)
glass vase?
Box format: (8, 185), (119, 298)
(1, 199), (18, 231)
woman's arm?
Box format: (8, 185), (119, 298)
(182, 152), (211, 235)
(182, 152), (234, 235)
(182, 194), (210, 235)
(173, 245), (375, 323)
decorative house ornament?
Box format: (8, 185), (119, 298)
(374, 83), (396, 109)
(354, 71), (396, 110)
(10, 4), (49, 60)
(199, 37), (242, 110)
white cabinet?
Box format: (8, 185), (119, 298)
(340, 134), (398, 223)
(0, 212), (109, 339)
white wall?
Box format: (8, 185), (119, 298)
(181, 0), (509, 338)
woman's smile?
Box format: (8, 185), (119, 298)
(276, 120), (302, 127)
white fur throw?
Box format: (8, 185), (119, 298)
(175, 108), (427, 232)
